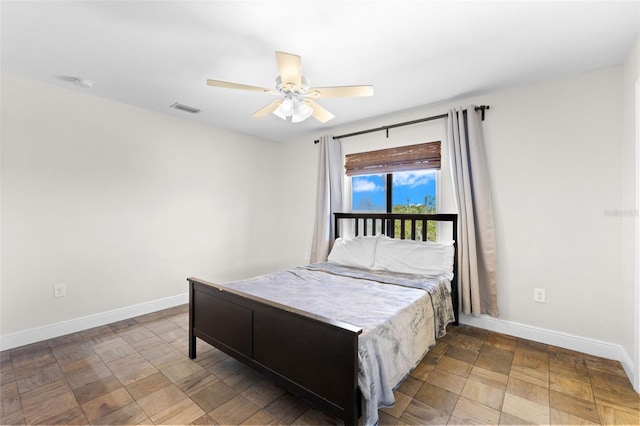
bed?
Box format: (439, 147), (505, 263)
(188, 212), (459, 425)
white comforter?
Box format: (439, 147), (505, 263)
(220, 262), (454, 426)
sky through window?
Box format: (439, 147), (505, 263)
(352, 170), (437, 212)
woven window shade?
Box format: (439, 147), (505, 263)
(345, 141), (441, 176)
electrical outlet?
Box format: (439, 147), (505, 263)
(534, 287), (546, 303)
(54, 283), (66, 298)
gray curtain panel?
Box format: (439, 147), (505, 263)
(310, 136), (343, 263)
(448, 107), (499, 317)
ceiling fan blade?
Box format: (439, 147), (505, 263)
(306, 100), (335, 123)
(276, 51), (302, 90)
(307, 85), (374, 98)
(207, 79), (277, 94)
(251, 100), (281, 118)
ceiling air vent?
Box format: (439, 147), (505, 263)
(170, 102), (200, 114)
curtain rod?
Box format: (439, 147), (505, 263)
(314, 105), (489, 144)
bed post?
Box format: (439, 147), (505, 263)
(451, 219), (460, 326)
(188, 279), (197, 359)
(344, 330), (360, 426)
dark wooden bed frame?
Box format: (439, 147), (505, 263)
(188, 212), (458, 425)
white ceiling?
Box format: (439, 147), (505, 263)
(2, 1), (638, 142)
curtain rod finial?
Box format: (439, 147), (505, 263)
(475, 105), (490, 121)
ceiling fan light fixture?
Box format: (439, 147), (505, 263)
(272, 96), (313, 122)
(273, 98), (291, 120)
(281, 98), (294, 114)
(273, 107), (287, 120)
(273, 108), (287, 120)
(291, 101), (313, 123)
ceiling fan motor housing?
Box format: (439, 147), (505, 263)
(276, 75), (309, 95)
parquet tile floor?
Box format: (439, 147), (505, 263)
(1, 304), (638, 425)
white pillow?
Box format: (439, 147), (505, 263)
(327, 236), (378, 269)
(373, 236), (455, 279)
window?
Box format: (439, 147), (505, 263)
(346, 142), (440, 240)
(351, 171), (437, 214)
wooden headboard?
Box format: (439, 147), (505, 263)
(334, 212), (459, 325)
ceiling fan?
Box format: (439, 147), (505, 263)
(206, 51), (374, 123)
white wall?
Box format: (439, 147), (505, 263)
(478, 67), (623, 340)
(621, 35), (640, 390)
(1, 73), (281, 338)
(278, 65), (631, 366)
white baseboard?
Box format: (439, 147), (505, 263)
(459, 314), (637, 390)
(0, 292), (189, 351)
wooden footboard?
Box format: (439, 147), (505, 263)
(188, 277), (362, 425)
